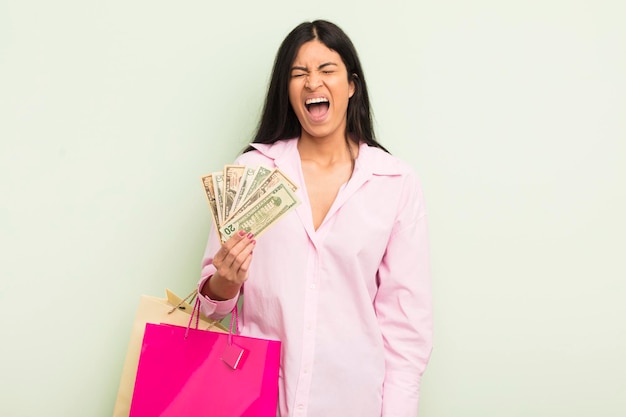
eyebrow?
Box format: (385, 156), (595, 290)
(291, 62), (339, 72)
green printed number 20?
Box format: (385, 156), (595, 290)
(223, 224), (236, 236)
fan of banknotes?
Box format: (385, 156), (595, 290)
(201, 165), (300, 242)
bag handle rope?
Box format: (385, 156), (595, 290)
(184, 292), (239, 342)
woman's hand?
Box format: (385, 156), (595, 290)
(202, 230), (256, 301)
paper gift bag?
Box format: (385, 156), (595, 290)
(128, 303), (281, 417)
(112, 290), (227, 417)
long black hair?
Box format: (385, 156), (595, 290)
(244, 20), (388, 153)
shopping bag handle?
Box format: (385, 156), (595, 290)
(167, 288), (198, 315)
(185, 296), (240, 345)
(186, 297), (202, 338)
(228, 304), (240, 346)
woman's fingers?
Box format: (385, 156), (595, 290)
(214, 230), (255, 279)
(239, 247), (254, 273)
(214, 231), (245, 263)
(223, 232), (255, 267)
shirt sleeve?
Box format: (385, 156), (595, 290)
(196, 222), (239, 320)
(375, 172), (433, 417)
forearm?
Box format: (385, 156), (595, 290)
(199, 273), (242, 301)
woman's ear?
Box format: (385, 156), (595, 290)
(349, 73), (358, 98)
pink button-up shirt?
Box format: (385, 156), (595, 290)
(198, 138), (432, 417)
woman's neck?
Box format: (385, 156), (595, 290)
(297, 132), (358, 166)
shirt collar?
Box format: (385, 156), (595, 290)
(250, 138), (406, 177)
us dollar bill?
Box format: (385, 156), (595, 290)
(200, 173), (220, 230)
(220, 182), (300, 240)
(241, 165), (272, 202)
(231, 166), (257, 214)
(223, 165), (246, 221)
(211, 172), (225, 226)
(225, 168), (298, 224)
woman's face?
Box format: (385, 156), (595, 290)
(288, 40), (355, 142)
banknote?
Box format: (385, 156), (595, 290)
(200, 173), (220, 229)
(219, 182), (300, 240)
(224, 168), (298, 223)
(231, 166), (257, 214)
(242, 166), (272, 202)
(201, 164), (299, 242)
(223, 165), (246, 220)
(211, 172), (225, 226)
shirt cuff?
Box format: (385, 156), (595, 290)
(381, 371), (421, 417)
(197, 275), (238, 320)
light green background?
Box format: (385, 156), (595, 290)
(1, 1), (624, 416)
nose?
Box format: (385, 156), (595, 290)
(305, 73), (323, 90)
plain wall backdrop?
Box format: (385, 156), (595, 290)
(1, 1), (624, 416)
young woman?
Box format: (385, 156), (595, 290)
(198, 20), (432, 417)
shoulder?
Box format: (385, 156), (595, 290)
(234, 139), (298, 166)
(359, 144), (426, 212)
(359, 143), (417, 178)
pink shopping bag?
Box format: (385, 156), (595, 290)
(128, 303), (281, 417)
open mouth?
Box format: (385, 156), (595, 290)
(305, 97), (330, 119)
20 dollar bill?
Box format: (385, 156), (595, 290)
(219, 182), (300, 240)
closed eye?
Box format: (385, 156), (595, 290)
(291, 65), (308, 78)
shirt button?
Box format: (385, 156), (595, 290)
(309, 284), (316, 289)
(297, 404), (304, 410)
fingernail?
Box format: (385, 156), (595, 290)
(239, 230), (246, 236)
(247, 232), (254, 239)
